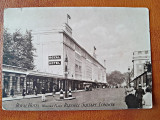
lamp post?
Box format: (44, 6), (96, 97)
(64, 55), (68, 98)
(128, 68), (131, 87)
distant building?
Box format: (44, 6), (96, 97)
(132, 50), (151, 79)
(130, 50), (152, 88)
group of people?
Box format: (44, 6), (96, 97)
(8, 87), (38, 98)
(41, 86), (56, 102)
(8, 86), (56, 102)
(125, 84), (152, 109)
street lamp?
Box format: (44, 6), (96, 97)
(128, 68), (131, 87)
(64, 55), (68, 98)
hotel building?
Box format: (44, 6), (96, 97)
(2, 23), (107, 96)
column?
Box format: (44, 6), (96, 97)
(9, 75), (13, 91)
(26, 77), (30, 94)
(24, 76), (26, 89)
(2, 74), (4, 89)
(63, 80), (65, 90)
(58, 79), (60, 91)
(58, 80), (61, 90)
(17, 76), (20, 92)
(68, 80), (71, 90)
(141, 76), (143, 87)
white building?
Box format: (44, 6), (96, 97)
(32, 23), (106, 84)
(2, 23), (107, 97)
(130, 50), (152, 89)
(132, 50), (151, 79)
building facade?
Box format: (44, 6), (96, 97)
(132, 50), (151, 79)
(32, 23), (106, 84)
(2, 23), (107, 97)
(131, 50), (152, 88)
(2, 65), (27, 96)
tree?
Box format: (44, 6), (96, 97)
(107, 70), (125, 85)
(3, 29), (36, 70)
(3, 29), (15, 66)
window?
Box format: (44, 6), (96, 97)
(79, 66), (82, 73)
(145, 51), (148, 54)
(20, 78), (24, 90)
(12, 77), (17, 90)
(75, 64), (78, 72)
(138, 51), (142, 54)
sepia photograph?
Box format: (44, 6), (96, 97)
(2, 7), (152, 110)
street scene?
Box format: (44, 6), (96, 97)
(3, 88), (127, 110)
(2, 7), (152, 110)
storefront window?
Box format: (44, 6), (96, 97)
(12, 77), (17, 91)
(26, 77), (33, 94)
(20, 77), (24, 91)
(4, 76), (9, 90)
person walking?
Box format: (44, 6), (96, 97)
(10, 88), (14, 97)
(22, 88), (26, 98)
(35, 86), (38, 96)
(135, 84), (145, 108)
(52, 86), (56, 97)
(3, 88), (7, 97)
(41, 87), (46, 102)
(143, 87), (152, 108)
(125, 87), (139, 108)
(126, 83), (136, 96)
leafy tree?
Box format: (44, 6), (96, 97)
(3, 29), (36, 70)
(3, 29), (15, 66)
(107, 70), (125, 85)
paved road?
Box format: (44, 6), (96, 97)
(2, 88), (128, 111)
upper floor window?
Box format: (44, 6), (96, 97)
(138, 51), (142, 54)
(145, 51), (148, 54)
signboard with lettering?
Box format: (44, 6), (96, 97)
(48, 55), (61, 60)
(49, 61), (61, 65)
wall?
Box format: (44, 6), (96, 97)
(32, 31), (64, 75)
(133, 50), (151, 78)
(63, 31), (106, 83)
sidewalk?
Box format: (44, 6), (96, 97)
(2, 93), (52, 102)
(2, 89), (86, 102)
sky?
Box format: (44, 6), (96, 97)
(4, 7), (151, 73)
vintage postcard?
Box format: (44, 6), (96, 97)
(2, 7), (152, 110)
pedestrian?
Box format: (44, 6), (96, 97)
(125, 87), (139, 109)
(126, 83), (136, 96)
(53, 86), (56, 97)
(143, 87), (152, 108)
(22, 88), (26, 98)
(125, 93), (139, 108)
(135, 84), (145, 108)
(125, 86), (128, 95)
(35, 86), (38, 96)
(10, 88), (14, 97)
(3, 88), (7, 97)
(41, 87), (46, 102)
